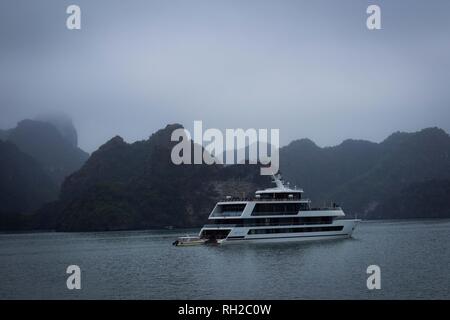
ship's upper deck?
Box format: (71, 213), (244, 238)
(209, 174), (344, 219)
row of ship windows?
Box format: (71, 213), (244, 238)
(252, 203), (307, 215)
(220, 203), (309, 215)
(247, 225), (344, 235)
(211, 217), (333, 226)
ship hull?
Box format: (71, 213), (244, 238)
(223, 233), (351, 244)
(199, 219), (360, 245)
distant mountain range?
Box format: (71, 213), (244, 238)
(1, 119), (89, 185)
(34, 124), (268, 231)
(280, 127), (450, 219)
(0, 140), (58, 230)
(370, 179), (450, 219)
(1, 120), (450, 231)
(0, 117), (89, 230)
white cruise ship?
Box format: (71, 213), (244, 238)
(198, 174), (360, 244)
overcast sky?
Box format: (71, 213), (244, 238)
(1, 0), (450, 152)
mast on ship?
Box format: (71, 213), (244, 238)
(272, 172), (289, 189)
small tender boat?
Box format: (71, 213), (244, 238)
(172, 236), (206, 246)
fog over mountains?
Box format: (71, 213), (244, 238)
(1, 117), (450, 231)
(1, 116), (89, 186)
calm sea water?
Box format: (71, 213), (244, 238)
(0, 219), (449, 299)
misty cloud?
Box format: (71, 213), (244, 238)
(1, 0), (450, 152)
